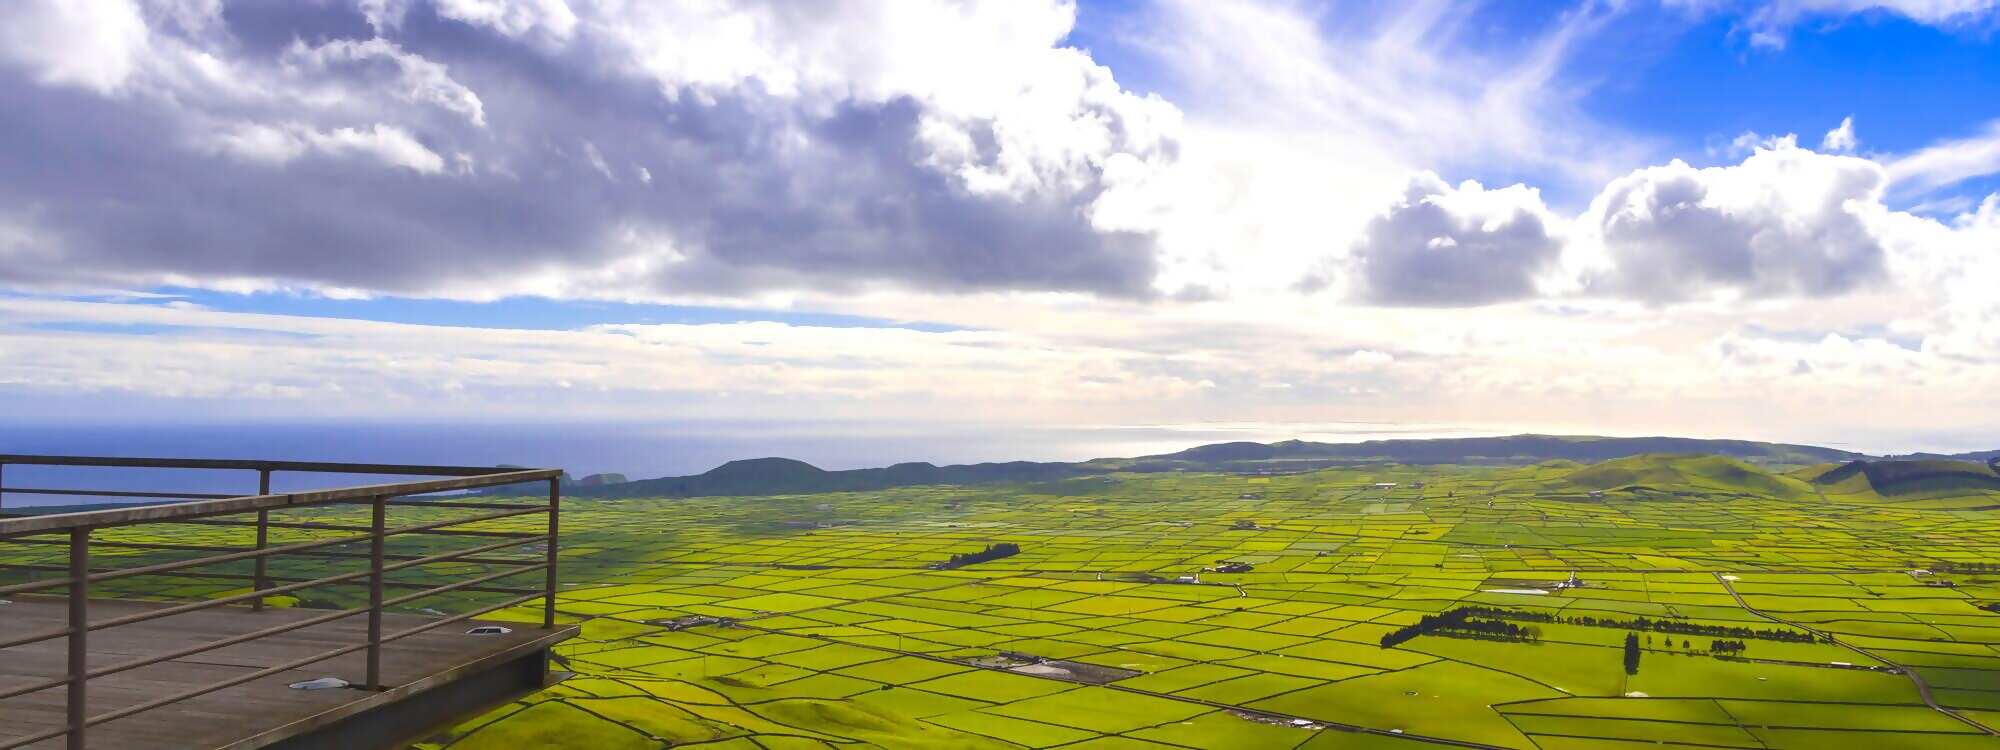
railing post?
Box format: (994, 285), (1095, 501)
(67, 527), (90, 750)
(365, 494), (386, 691)
(544, 477), (559, 629)
(252, 468), (271, 611)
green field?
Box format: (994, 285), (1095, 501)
(15, 454), (2000, 748)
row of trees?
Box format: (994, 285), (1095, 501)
(1384, 606), (1778, 662)
(1461, 607), (1816, 644)
(1641, 634), (1742, 653)
(1380, 608), (1541, 648)
(1624, 635), (1748, 677)
(1710, 639), (1748, 655)
(1562, 614), (1816, 643)
(1922, 561), (1995, 573)
(934, 542), (1021, 570)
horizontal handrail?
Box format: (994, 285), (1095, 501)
(0, 531), (372, 596)
(0, 454), (537, 476)
(0, 487), (240, 500)
(0, 505), (547, 598)
(1, 530), (541, 560)
(380, 563), (547, 609)
(0, 625), (69, 651)
(2, 526), (375, 596)
(176, 508), (548, 533)
(0, 456), (565, 750)
(0, 468), (560, 535)
(0, 564), (542, 597)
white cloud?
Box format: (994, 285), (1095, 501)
(1072, 0), (1655, 301)
(1822, 116), (1857, 153)
(1571, 138), (1894, 302)
(5, 0), (2000, 443)
(1709, 0), (2000, 47)
(207, 123), (447, 174)
(1337, 173), (1567, 306)
(1345, 349), (1395, 368)
(581, 140), (614, 181)
(281, 38), (487, 127)
(431, 0), (578, 41)
(0, 0), (1181, 299)
(1886, 119), (2000, 194)
(7, 282), (1998, 443)
(0, 297), (1219, 412)
(1131, 0), (1645, 191)
(565, 1), (1182, 209)
(1908, 195), (2000, 361)
(0, 0), (151, 94)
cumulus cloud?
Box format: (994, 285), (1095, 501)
(0, 0), (151, 94)
(1302, 134), (1966, 310)
(1912, 194), (2000, 361)
(0, 0), (1991, 322)
(0, 0), (1179, 300)
(1572, 138), (1894, 303)
(1822, 116), (1857, 153)
(1338, 174), (1566, 307)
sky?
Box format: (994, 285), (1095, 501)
(3, 0), (2000, 454)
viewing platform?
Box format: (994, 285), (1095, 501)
(0, 456), (580, 750)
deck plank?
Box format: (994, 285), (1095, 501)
(0, 597), (568, 750)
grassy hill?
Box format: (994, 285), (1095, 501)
(580, 457), (1091, 499)
(1564, 454), (1816, 499)
(1809, 459), (2000, 497)
(544, 434), (1926, 500)
(1139, 434), (1861, 466)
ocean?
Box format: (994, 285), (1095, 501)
(0, 420), (1495, 508)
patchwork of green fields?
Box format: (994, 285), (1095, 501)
(18, 456), (2000, 748)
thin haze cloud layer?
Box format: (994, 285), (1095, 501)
(2, 0), (1999, 448)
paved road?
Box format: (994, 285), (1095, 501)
(1713, 571), (1997, 736)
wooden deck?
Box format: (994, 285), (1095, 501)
(0, 597), (576, 750)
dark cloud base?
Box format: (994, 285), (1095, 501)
(0, 1), (1158, 299)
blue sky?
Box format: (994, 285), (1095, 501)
(1, 0), (1999, 452)
(1584, 9), (2000, 155)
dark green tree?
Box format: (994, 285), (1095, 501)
(1623, 633), (1641, 675)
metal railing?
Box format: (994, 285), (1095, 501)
(0, 455), (565, 750)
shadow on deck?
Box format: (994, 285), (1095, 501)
(0, 456), (577, 750)
(1, 598), (576, 749)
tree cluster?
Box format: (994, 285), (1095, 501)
(1459, 606), (1555, 623)
(1709, 639), (1747, 655)
(934, 542), (1021, 569)
(1379, 607), (1540, 648)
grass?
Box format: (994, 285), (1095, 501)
(10, 458), (2000, 748)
